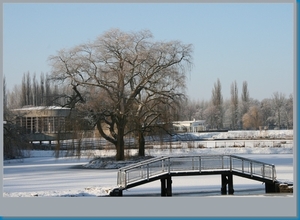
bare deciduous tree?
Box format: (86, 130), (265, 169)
(230, 80), (239, 129)
(284, 94), (293, 129)
(133, 93), (184, 156)
(210, 78), (223, 129)
(3, 122), (32, 159)
(272, 92), (286, 129)
(26, 72), (32, 106)
(179, 99), (208, 122)
(3, 76), (7, 111)
(8, 72), (63, 109)
(21, 74), (27, 107)
(49, 29), (193, 160)
(242, 106), (262, 130)
(240, 81), (250, 126)
(260, 98), (274, 128)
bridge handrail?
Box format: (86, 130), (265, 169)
(229, 155), (276, 180)
(230, 155), (275, 167)
(117, 155), (277, 188)
(118, 156), (169, 171)
(117, 156), (169, 186)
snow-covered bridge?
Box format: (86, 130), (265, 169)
(110, 155), (280, 196)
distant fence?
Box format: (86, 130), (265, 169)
(178, 140), (293, 149)
(32, 138), (293, 151)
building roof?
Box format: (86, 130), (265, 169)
(12, 106), (71, 111)
(11, 106), (72, 117)
(173, 120), (206, 127)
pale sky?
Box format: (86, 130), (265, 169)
(3, 2), (294, 101)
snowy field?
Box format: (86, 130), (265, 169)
(3, 130), (294, 197)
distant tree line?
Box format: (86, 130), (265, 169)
(4, 72), (71, 109)
(179, 79), (293, 130)
(4, 73), (293, 131)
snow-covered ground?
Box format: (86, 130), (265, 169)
(3, 130), (294, 197)
(191, 129), (293, 140)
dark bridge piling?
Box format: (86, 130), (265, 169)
(221, 173), (234, 195)
(265, 181), (280, 193)
(161, 175), (172, 196)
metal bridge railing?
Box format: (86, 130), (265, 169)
(117, 155), (277, 188)
(229, 155), (276, 180)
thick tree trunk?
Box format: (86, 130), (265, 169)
(116, 118), (125, 161)
(116, 136), (124, 161)
(138, 130), (145, 157)
(278, 111), (281, 128)
(96, 119), (125, 161)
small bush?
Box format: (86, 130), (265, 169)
(198, 144), (206, 149)
(187, 142), (194, 149)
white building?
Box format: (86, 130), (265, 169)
(172, 119), (206, 133)
(11, 106), (75, 142)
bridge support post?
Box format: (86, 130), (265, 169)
(221, 173), (234, 195)
(109, 188), (123, 196)
(221, 174), (227, 195)
(161, 176), (172, 196)
(265, 182), (279, 193)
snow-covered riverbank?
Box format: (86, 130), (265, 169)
(3, 130), (294, 197)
